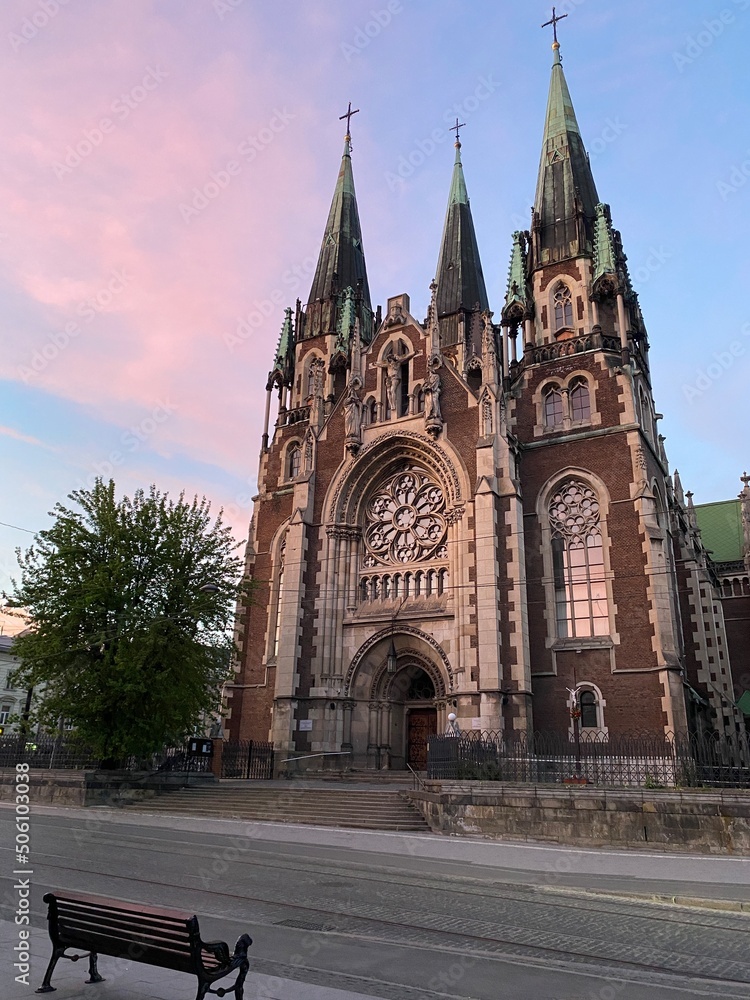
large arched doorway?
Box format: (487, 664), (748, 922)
(343, 627), (452, 770)
(382, 662), (439, 770)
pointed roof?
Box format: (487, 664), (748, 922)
(307, 136), (371, 315)
(435, 140), (489, 332)
(534, 41), (599, 262)
(503, 231), (530, 320)
(592, 203), (617, 285)
(267, 307), (294, 389)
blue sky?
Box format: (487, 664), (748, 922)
(0, 0), (748, 595)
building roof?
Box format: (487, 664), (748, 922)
(534, 42), (599, 260)
(435, 140), (488, 344)
(694, 499), (744, 563)
(306, 135), (371, 316)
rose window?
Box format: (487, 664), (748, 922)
(364, 469), (447, 565)
(548, 481), (600, 540)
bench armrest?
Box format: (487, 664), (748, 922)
(201, 940), (231, 966)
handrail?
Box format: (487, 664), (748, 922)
(406, 763), (426, 790)
(278, 751), (352, 764)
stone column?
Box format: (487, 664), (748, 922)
(616, 292), (629, 350)
(262, 388), (272, 451)
(342, 700), (355, 750)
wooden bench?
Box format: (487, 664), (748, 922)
(36, 890), (252, 1000)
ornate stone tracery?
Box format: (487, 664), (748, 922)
(549, 480), (601, 541)
(363, 468), (447, 566)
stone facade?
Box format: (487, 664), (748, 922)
(226, 43), (746, 762)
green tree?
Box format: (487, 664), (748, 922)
(9, 480), (246, 764)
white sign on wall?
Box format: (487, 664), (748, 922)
(471, 717), (482, 730)
(298, 719), (313, 731)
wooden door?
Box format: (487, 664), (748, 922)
(407, 709), (437, 770)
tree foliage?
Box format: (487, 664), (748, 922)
(10, 480), (246, 763)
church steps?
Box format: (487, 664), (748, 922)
(124, 786), (430, 831)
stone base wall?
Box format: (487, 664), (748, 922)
(0, 769), (216, 807)
(407, 782), (750, 854)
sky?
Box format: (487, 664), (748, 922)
(0, 0), (748, 595)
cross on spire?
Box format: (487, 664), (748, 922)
(450, 118), (467, 146)
(542, 6), (568, 44)
(339, 101), (360, 138)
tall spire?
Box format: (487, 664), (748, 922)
(533, 35), (599, 264)
(435, 129), (489, 348)
(304, 114), (372, 340)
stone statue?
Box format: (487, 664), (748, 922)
(424, 365), (442, 421)
(344, 377), (363, 452)
(375, 346), (417, 416)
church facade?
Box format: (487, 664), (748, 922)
(224, 39), (746, 765)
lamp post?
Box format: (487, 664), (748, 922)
(567, 684), (583, 780)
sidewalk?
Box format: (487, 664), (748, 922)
(1, 919), (382, 1000)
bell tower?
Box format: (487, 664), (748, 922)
(504, 26), (689, 739)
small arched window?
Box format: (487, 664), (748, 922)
(553, 283), (574, 330)
(579, 690), (599, 729)
(544, 386), (564, 427)
(415, 386), (425, 414)
(569, 378), (591, 422)
(287, 443), (301, 480)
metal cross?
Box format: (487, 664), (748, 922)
(339, 101), (360, 136)
(542, 6), (568, 44)
(450, 118), (467, 143)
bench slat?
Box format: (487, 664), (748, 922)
(56, 910), (192, 947)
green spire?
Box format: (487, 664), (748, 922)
(334, 285), (357, 355)
(267, 307), (294, 389)
(533, 41), (599, 262)
(435, 139), (489, 347)
(447, 139), (469, 206)
(503, 231), (530, 318)
(592, 203), (617, 285)
(306, 135), (372, 338)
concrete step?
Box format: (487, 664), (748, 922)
(126, 786), (430, 831)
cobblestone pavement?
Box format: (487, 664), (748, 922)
(1, 806), (749, 999)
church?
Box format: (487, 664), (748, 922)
(224, 32), (748, 768)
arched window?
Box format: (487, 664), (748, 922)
(415, 386), (425, 414)
(287, 443), (301, 479)
(364, 397), (377, 426)
(544, 385), (564, 427)
(579, 690), (598, 729)
(549, 480), (609, 638)
(553, 283), (573, 330)
(569, 378), (591, 422)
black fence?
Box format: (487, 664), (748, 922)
(0, 736), (212, 773)
(427, 730), (750, 789)
(221, 740), (274, 779)
(0, 735), (98, 770)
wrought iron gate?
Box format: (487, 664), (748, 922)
(221, 740), (274, 779)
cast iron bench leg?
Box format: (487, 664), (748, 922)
(85, 952), (105, 984)
(35, 947), (64, 993)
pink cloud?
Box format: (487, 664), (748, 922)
(0, 0), (322, 478)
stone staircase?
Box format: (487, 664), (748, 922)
(126, 784), (430, 831)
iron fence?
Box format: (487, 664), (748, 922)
(0, 735), (97, 770)
(221, 740), (274, 779)
(0, 736), (211, 772)
(427, 730), (750, 789)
